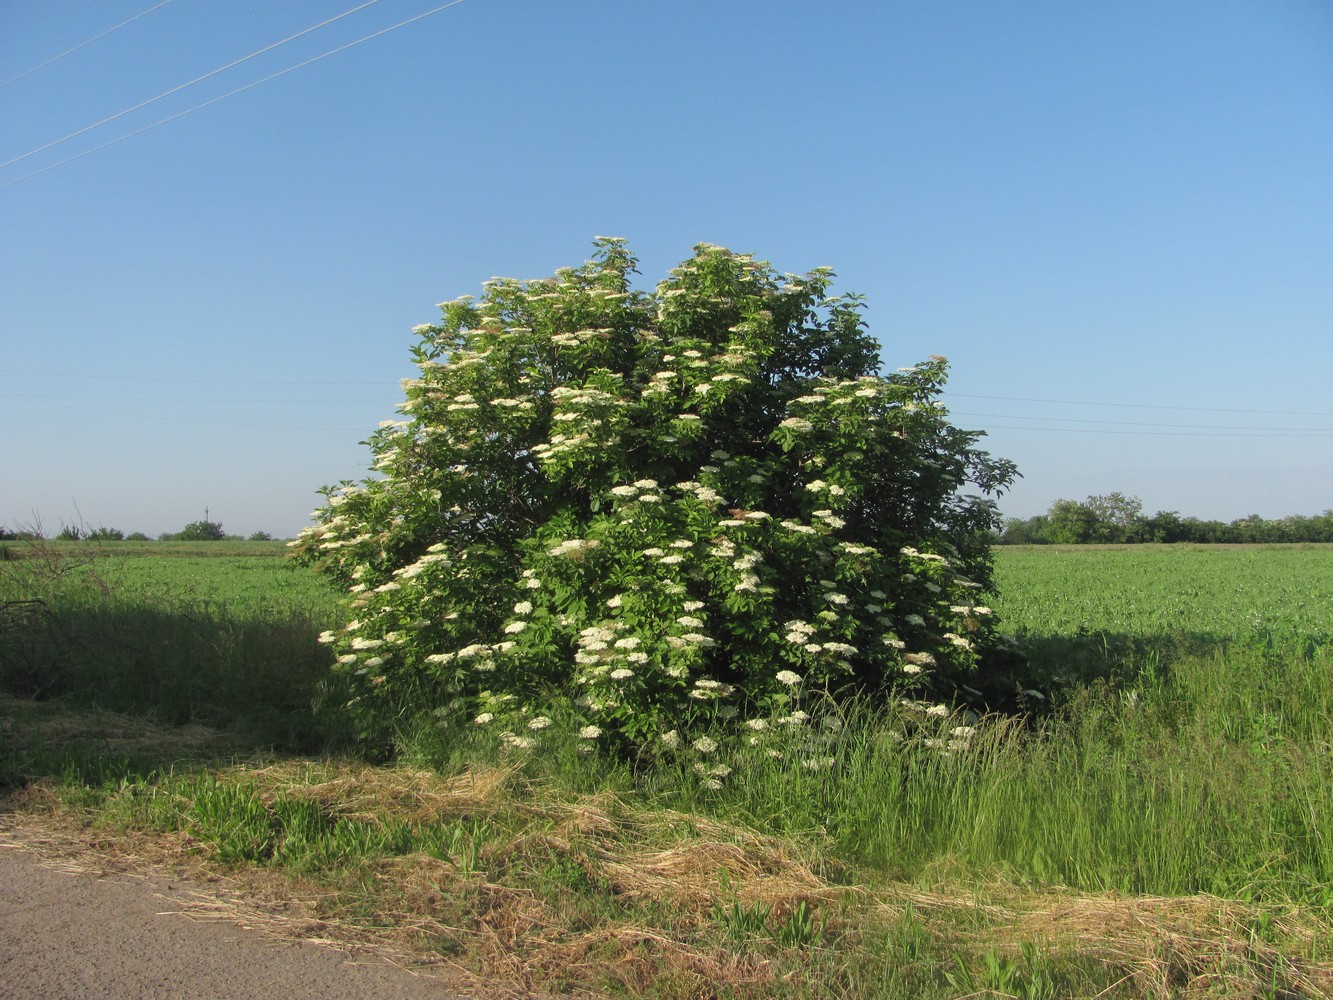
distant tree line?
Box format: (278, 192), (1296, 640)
(0, 520), (274, 542)
(999, 492), (1333, 544)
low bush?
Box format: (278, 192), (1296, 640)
(293, 240), (1019, 762)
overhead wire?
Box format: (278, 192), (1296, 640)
(0, 0), (385, 171)
(0, 0), (176, 90)
(0, 367), (395, 386)
(964, 423), (1333, 439)
(5, 379), (1332, 438)
(1, 391), (399, 404)
(944, 391), (1333, 438)
(944, 391), (1333, 418)
(0, 0), (469, 189)
(13, 395), (371, 432)
(950, 410), (1333, 434)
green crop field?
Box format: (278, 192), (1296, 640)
(994, 543), (1333, 644)
(3, 540), (1332, 997)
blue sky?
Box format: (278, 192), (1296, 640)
(2, 0), (1330, 538)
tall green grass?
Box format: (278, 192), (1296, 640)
(0, 542), (344, 749)
(7, 541), (1333, 910)
(669, 545), (1333, 902)
(700, 648), (1333, 903)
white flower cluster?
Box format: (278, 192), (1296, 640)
(783, 620), (816, 646)
(900, 546), (950, 567)
(548, 537), (600, 558)
(943, 632), (973, 651)
(689, 677), (734, 701)
(813, 509), (846, 530)
(607, 479), (662, 504)
(670, 478), (723, 505)
(902, 651), (936, 674)
(531, 432), (593, 460)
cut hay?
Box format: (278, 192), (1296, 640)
(601, 840), (835, 908)
(240, 761), (519, 825)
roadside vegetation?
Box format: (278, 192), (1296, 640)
(4, 244), (1330, 996)
(3, 538), (1332, 997)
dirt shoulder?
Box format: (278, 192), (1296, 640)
(0, 816), (470, 1000)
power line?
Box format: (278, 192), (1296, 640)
(0, 0), (469, 189)
(944, 391), (1333, 419)
(0, 0), (386, 170)
(0, 368), (397, 386)
(1, 391), (398, 404)
(970, 422), (1333, 439)
(6, 368), (1331, 429)
(0, 0), (176, 90)
(952, 410), (1333, 434)
(15, 395), (370, 432)
(1, 0), (469, 189)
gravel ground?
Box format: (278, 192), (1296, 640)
(0, 827), (469, 1000)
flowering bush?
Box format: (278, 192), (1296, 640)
(293, 239), (1018, 755)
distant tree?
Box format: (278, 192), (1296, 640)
(1004, 502), (1333, 545)
(56, 524), (83, 541)
(126, 532), (150, 541)
(998, 515), (1049, 544)
(1044, 499), (1098, 544)
(1313, 511), (1333, 543)
(248, 531), (274, 541)
(1143, 510), (1186, 543)
(1085, 492), (1145, 543)
(175, 520), (227, 541)
(87, 526), (125, 541)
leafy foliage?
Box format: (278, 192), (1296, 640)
(293, 240), (1017, 754)
(174, 520), (227, 542)
(1000, 495), (1333, 544)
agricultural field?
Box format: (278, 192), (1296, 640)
(2, 540), (1332, 998)
(994, 543), (1333, 645)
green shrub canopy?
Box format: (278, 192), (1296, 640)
(294, 240), (1017, 752)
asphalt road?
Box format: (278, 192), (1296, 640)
(0, 839), (467, 1000)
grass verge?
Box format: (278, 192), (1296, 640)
(5, 544), (1333, 996)
(5, 693), (1333, 999)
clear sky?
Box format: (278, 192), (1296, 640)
(3, 0), (1331, 539)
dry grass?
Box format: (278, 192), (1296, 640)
(6, 703), (1333, 998)
(242, 760), (521, 824)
